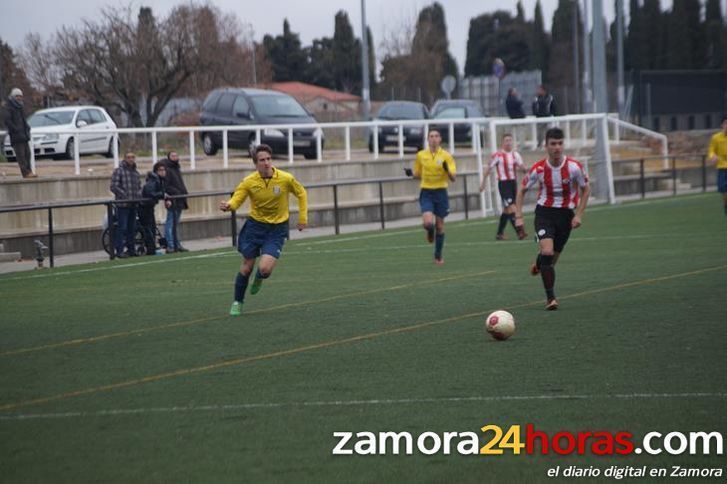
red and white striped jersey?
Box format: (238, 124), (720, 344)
(522, 157), (589, 209)
(489, 150), (524, 181)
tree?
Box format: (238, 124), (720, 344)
(705, 0), (726, 68)
(531, 0), (550, 78)
(332, 11), (362, 93)
(548, 0), (581, 111)
(0, 39), (36, 115)
(263, 19), (308, 82)
(52, 4), (260, 127)
(465, 11), (531, 76)
(378, 2), (458, 104)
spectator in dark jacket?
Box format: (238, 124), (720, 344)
(161, 151), (189, 253)
(3, 88), (35, 178)
(505, 88), (525, 119)
(110, 152), (142, 258)
(139, 161), (170, 255)
(532, 85), (556, 147)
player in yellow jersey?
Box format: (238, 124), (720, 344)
(219, 144), (308, 316)
(405, 128), (456, 265)
(708, 118), (727, 216)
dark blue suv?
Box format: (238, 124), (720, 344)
(200, 88), (322, 159)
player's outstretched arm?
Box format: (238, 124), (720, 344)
(514, 185), (527, 227)
(479, 167), (491, 192)
(572, 184), (591, 228)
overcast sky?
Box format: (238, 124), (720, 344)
(5, 0), (676, 76)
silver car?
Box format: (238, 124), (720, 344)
(3, 105), (117, 160)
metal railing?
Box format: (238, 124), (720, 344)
(0, 171), (480, 268)
(2, 113), (667, 178)
(612, 154), (710, 199)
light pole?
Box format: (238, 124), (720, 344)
(360, 0), (371, 121)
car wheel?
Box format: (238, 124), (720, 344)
(104, 138), (118, 158)
(202, 133), (218, 156)
(303, 151), (317, 160)
(248, 136), (257, 159)
(64, 138), (75, 160)
(368, 135), (374, 153)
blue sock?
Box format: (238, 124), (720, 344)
(434, 233), (445, 259)
(234, 272), (249, 302)
(255, 269), (270, 280)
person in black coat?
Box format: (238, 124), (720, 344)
(139, 161), (170, 255)
(161, 151), (189, 252)
(532, 85), (557, 148)
(505, 88), (525, 119)
(3, 88), (35, 178)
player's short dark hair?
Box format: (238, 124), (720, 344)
(428, 127), (441, 136)
(152, 161), (165, 173)
(502, 133), (513, 140)
(545, 127), (564, 142)
(254, 144), (273, 162)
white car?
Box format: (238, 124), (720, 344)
(3, 105), (117, 160)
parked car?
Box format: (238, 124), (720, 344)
(429, 99), (485, 144)
(368, 101), (429, 153)
(3, 106), (117, 160)
(199, 88), (323, 159)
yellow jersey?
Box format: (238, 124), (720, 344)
(413, 147), (457, 189)
(227, 168), (308, 224)
(708, 131), (727, 169)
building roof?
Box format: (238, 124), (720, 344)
(269, 82), (361, 103)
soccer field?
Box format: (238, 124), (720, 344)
(1, 193), (726, 483)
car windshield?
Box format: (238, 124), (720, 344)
(433, 107), (466, 119)
(379, 104), (424, 120)
(28, 111), (75, 127)
(250, 95), (308, 117)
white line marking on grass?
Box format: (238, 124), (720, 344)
(2, 264), (723, 412)
(0, 251), (236, 282)
(1, 392), (725, 420)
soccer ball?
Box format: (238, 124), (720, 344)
(486, 310), (516, 340)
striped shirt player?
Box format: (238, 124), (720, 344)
(219, 144), (308, 316)
(480, 134), (528, 240)
(515, 127), (590, 310)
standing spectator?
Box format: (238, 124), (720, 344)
(110, 152), (142, 258)
(532, 85), (557, 148)
(139, 161), (170, 255)
(161, 151), (189, 253)
(708, 118), (727, 216)
(3, 88), (35, 178)
(505, 87), (525, 119)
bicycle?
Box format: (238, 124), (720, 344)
(101, 206), (166, 256)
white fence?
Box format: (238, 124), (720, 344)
(2, 113), (667, 214)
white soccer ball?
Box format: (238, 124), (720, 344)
(485, 310), (516, 340)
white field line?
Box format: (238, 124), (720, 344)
(1, 392), (725, 421)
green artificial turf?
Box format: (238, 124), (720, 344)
(1, 193), (725, 483)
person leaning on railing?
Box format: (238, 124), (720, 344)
(139, 161), (171, 255)
(110, 152), (142, 258)
(708, 117), (727, 216)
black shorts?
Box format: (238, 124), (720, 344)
(498, 180), (517, 207)
(534, 205), (574, 253)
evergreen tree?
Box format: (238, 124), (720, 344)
(704, 0), (725, 68)
(332, 11), (361, 93)
(548, 0), (581, 110)
(531, 0), (550, 79)
(263, 19), (307, 82)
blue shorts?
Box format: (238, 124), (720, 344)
(419, 189), (449, 218)
(718, 169), (727, 193)
(237, 218), (288, 260)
